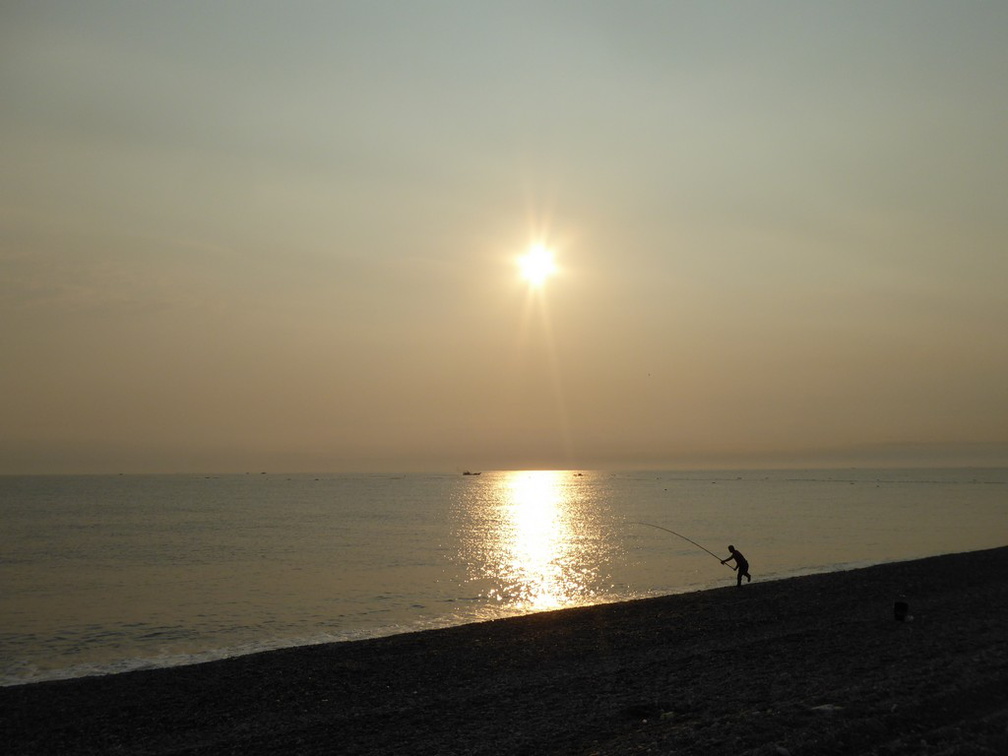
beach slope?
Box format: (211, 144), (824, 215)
(4, 547), (1007, 754)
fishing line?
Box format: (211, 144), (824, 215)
(634, 522), (735, 570)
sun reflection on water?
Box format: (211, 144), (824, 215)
(461, 470), (610, 613)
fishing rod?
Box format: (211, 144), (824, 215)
(635, 522), (735, 570)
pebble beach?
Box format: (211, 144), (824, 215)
(4, 546), (1006, 755)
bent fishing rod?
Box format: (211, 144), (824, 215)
(635, 522), (736, 570)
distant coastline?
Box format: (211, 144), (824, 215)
(2, 439), (1007, 476)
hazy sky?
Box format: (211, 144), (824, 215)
(2, 2), (1006, 473)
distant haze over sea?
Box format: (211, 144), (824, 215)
(2, 440), (1006, 476)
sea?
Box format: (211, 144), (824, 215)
(2, 468), (1005, 687)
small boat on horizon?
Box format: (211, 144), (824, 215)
(462, 470), (482, 476)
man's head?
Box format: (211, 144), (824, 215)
(728, 545), (735, 553)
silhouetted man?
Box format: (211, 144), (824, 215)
(721, 545), (751, 586)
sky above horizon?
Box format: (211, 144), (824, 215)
(2, 1), (1006, 474)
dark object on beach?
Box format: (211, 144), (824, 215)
(894, 600), (909, 621)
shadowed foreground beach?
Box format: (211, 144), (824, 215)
(4, 547), (1007, 755)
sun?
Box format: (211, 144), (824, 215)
(518, 243), (557, 287)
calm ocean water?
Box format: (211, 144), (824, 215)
(1, 468), (1005, 686)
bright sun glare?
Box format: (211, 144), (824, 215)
(518, 244), (557, 287)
